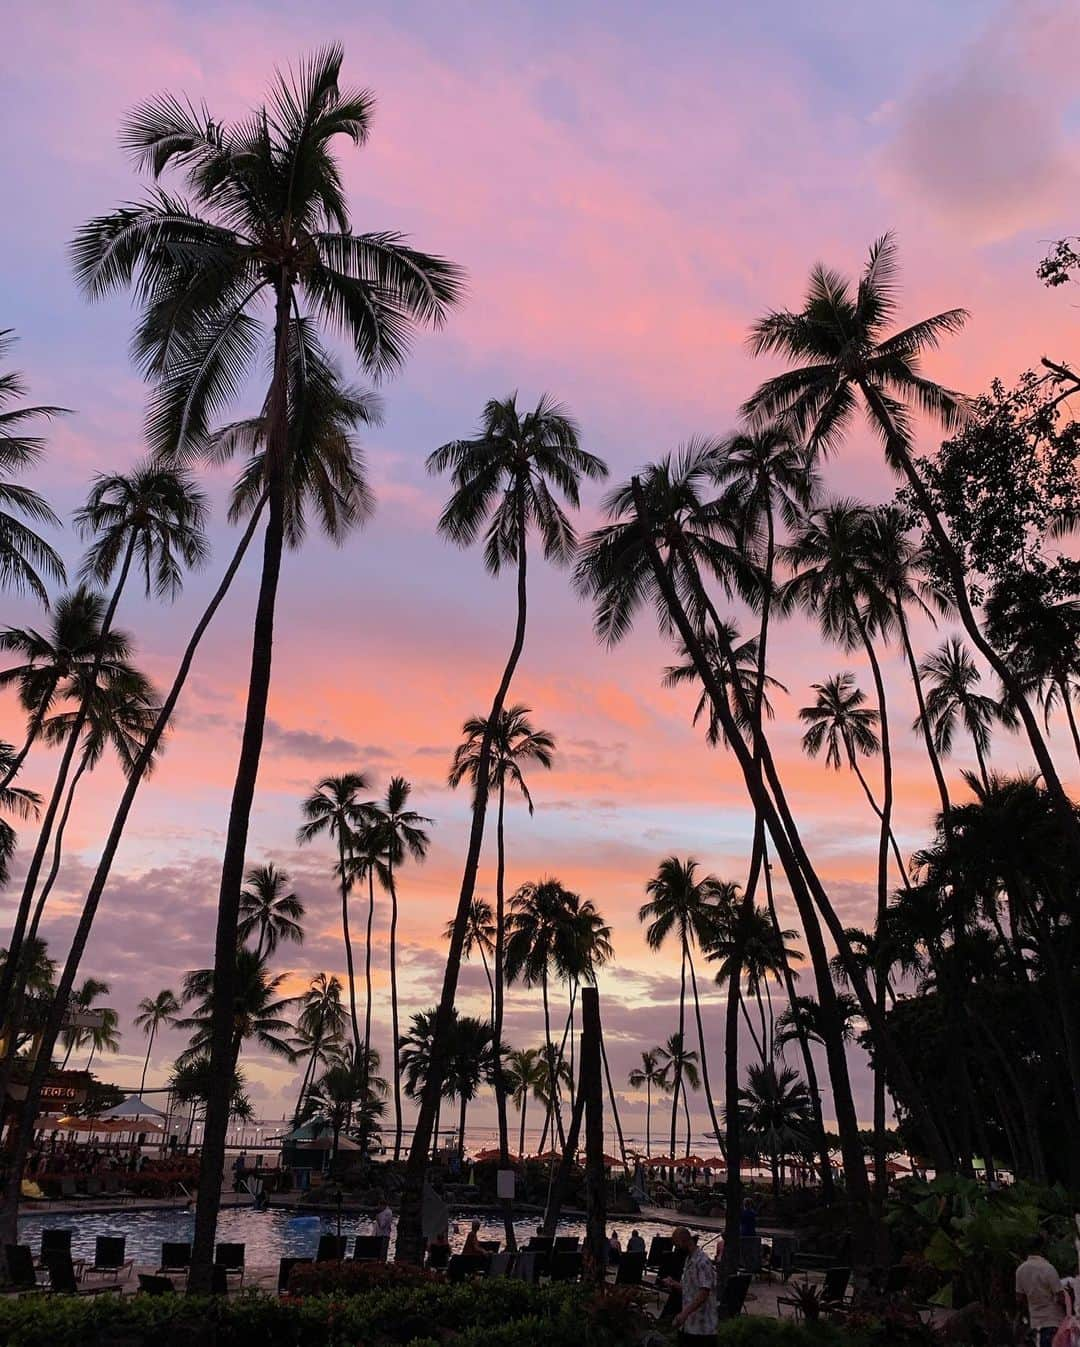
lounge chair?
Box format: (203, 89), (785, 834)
(4, 1244), (44, 1294)
(84, 1177), (103, 1199)
(821, 1265), (853, 1306)
(351, 1235), (385, 1262)
(44, 1251), (122, 1297)
(511, 1251), (541, 1283)
(720, 1271), (752, 1318)
(739, 1235), (763, 1274)
(277, 1256), (312, 1294)
(478, 1240), (500, 1254)
(39, 1229), (74, 1266)
(137, 1274), (176, 1296)
(315, 1234), (347, 1262)
(489, 1252), (516, 1277)
(214, 1242), (245, 1285)
(553, 1235), (580, 1253)
(426, 1244), (451, 1271)
(615, 1251), (646, 1286)
(446, 1254), (490, 1283)
(59, 1179), (89, 1202)
(158, 1242), (191, 1276)
(548, 1250), (582, 1282)
(102, 1174), (135, 1203)
(646, 1235), (673, 1267)
(769, 1235), (797, 1281)
(525, 1235), (553, 1253)
(85, 1236), (132, 1281)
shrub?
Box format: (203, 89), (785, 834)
(286, 1258), (435, 1296)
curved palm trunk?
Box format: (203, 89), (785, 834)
(293, 1049), (318, 1128)
(517, 1093), (528, 1163)
(681, 1079), (692, 1156)
(669, 949), (687, 1158)
(189, 325), (289, 1294)
(971, 733), (991, 792)
(139, 1022), (158, 1099)
(397, 492), (529, 1265)
(338, 835), (363, 1062)
(685, 941), (724, 1152)
(477, 940), (494, 1026)
(740, 992), (766, 1065)
(1058, 680), (1080, 764)
(364, 870), (375, 1072)
(457, 1093), (468, 1158)
(599, 1027), (630, 1173)
(895, 599), (951, 820)
(492, 780), (515, 1249)
(857, 379), (1073, 837)
(387, 855), (403, 1162)
(849, 758), (910, 888)
(26, 756), (90, 944)
(645, 1079), (652, 1157)
(541, 970), (566, 1148)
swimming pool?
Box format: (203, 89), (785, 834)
(17, 1207), (708, 1266)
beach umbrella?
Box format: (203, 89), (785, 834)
(99, 1094), (167, 1120)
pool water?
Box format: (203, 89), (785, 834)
(17, 1207), (709, 1267)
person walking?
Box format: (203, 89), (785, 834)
(1016, 1232), (1065, 1347)
(668, 1227), (717, 1346)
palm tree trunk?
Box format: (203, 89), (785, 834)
(518, 1093), (527, 1164)
(26, 756), (89, 944)
(599, 1026), (629, 1173)
(493, 779), (515, 1249)
(972, 735), (991, 792)
(685, 942), (724, 1152)
(364, 870), (375, 1075)
(1059, 679), (1080, 764)
(388, 857), (403, 1161)
(542, 971), (566, 1148)
(338, 836), (363, 1063)
(397, 492), (530, 1265)
(669, 948), (687, 1157)
(139, 1023), (157, 1099)
(457, 1093), (467, 1158)
(85, 1043), (96, 1073)
(187, 275), (294, 1298)
(293, 1050), (317, 1128)
(723, 828), (758, 1274)
(477, 940), (494, 1026)
(645, 1080), (652, 1157)
(740, 994), (766, 1065)
(896, 599), (952, 819)
(857, 378), (1073, 834)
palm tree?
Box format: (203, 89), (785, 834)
(505, 878), (581, 1149)
(307, 1063), (363, 1170)
(706, 901), (803, 1066)
(0, 329), (67, 605)
(342, 827), (389, 1099)
(237, 864), (305, 961)
(71, 48), (463, 1283)
(639, 856), (731, 1153)
(505, 1047), (547, 1161)
(405, 395), (605, 1248)
(742, 232), (1070, 821)
(445, 899), (496, 1022)
(798, 673), (908, 881)
(738, 1062), (814, 1196)
(60, 978), (112, 1068)
(919, 638), (1008, 790)
(177, 947), (298, 1067)
(366, 777), (431, 1160)
(169, 1056), (253, 1146)
(133, 989), (180, 1098)
(443, 1015), (500, 1157)
(775, 993), (862, 1054)
(297, 773), (374, 1057)
(628, 1049), (665, 1157)
(448, 705), (555, 1175)
(654, 1033), (701, 1156)
(399, 1008), (444, 1160)
(82, 1009), (121, 1073)
(291, 973), (347, 1126)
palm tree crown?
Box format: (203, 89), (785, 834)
(238, 864), (305, 960)
(799, 673), (881, 771)
(448, 705), (555, 811)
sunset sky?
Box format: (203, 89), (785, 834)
(2, 0), (1078, 1145)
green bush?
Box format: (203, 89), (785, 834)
(285, 1257), (436, 1295)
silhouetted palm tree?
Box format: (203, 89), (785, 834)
(628, 1049), (665, 1157)
(737, 1062), (814, 1196)
(178, 948), (298, 1066)
(445, 898), (496, 1022)
(655, 1033), (700, 1157)
(291, 973), (346, 1126)
(0, 329), (67, 605)
(134, 989), (180, 1096)
(297, 773), (374, 1054)
(919, 638), (1009, 790)
(71, 47), (462, 1282)
(237, 864), (305, 961)
(506, 1047), (547, 1162)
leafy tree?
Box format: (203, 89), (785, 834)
(627, 1049), (665, 1158)
(178, 947), (298, 1066)
(59, 978), (113, 1069)
(737, 1062), (814, 1196)
(505, 1047), (547, 1161)
(919, 638), (1009, 790)
(654, 1033), (700, 1157)
(290, 973), (346, 1126)
(445, 898), (496, 1022)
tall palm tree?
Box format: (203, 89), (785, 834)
(448, 705), (555, 1179)
(443, 1015), (500, 1157)
(133, 989), (180, 1097)
(290, 973), (346, 1126)
(919, 638), (1008, 790)
(237, 864), (305, 961)
(706, 901), (803, 1066)
(0, 329), (67, 606)
(742, 232), (1070, 821)
(365, 776), (430, 1160)
(297, 773), (373, 1054)
(342, 826), (389, 1100)
(82, 1008), (120, 1073)
(655, 1033), (700, 1156)
(26, 662), (161, 946)
(627, 1049), (665, 1157)
(60, 979), (112, 1069)
(445, 898), (496, 1022)
(505, 878), (580, 1149)
(71, 48), (462, 1283)
(505, 1047), (547, 1161)
(407, 396), (604, 1241)
(798, 673), (908, 881)
(639, 856), (730, 1153)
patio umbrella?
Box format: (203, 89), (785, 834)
(55, 1116), (162, 1134)
(99, 1094), (168, 1121)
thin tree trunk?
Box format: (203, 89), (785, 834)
(338, 836), (362, 1064)
(599, 1027), (629, 1173)
(686, 941), (724, 1152)
(1060, 681), (1080, 764)
(669, 948), (687, 1157)
(0, 501), (266, 1250)
(740, 994), (766, 1065)
(26, 756), (90, 944)
(493, 780), (515, 1249)
(364, 870), (375, 1077)
(518, 1094), (527, 1164)
(896, 600), (952, 820)
(645, 1081), (651, 1157)
(139, 1023), (157, 1099)
(388, 857), (403, 1162)
(395, 492), (529, 1267)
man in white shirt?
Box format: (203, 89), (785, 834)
(374, 1198), (393, 1259)
(1016, 1232), (1065, 1347)
(668, 1227), (717, 1345)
